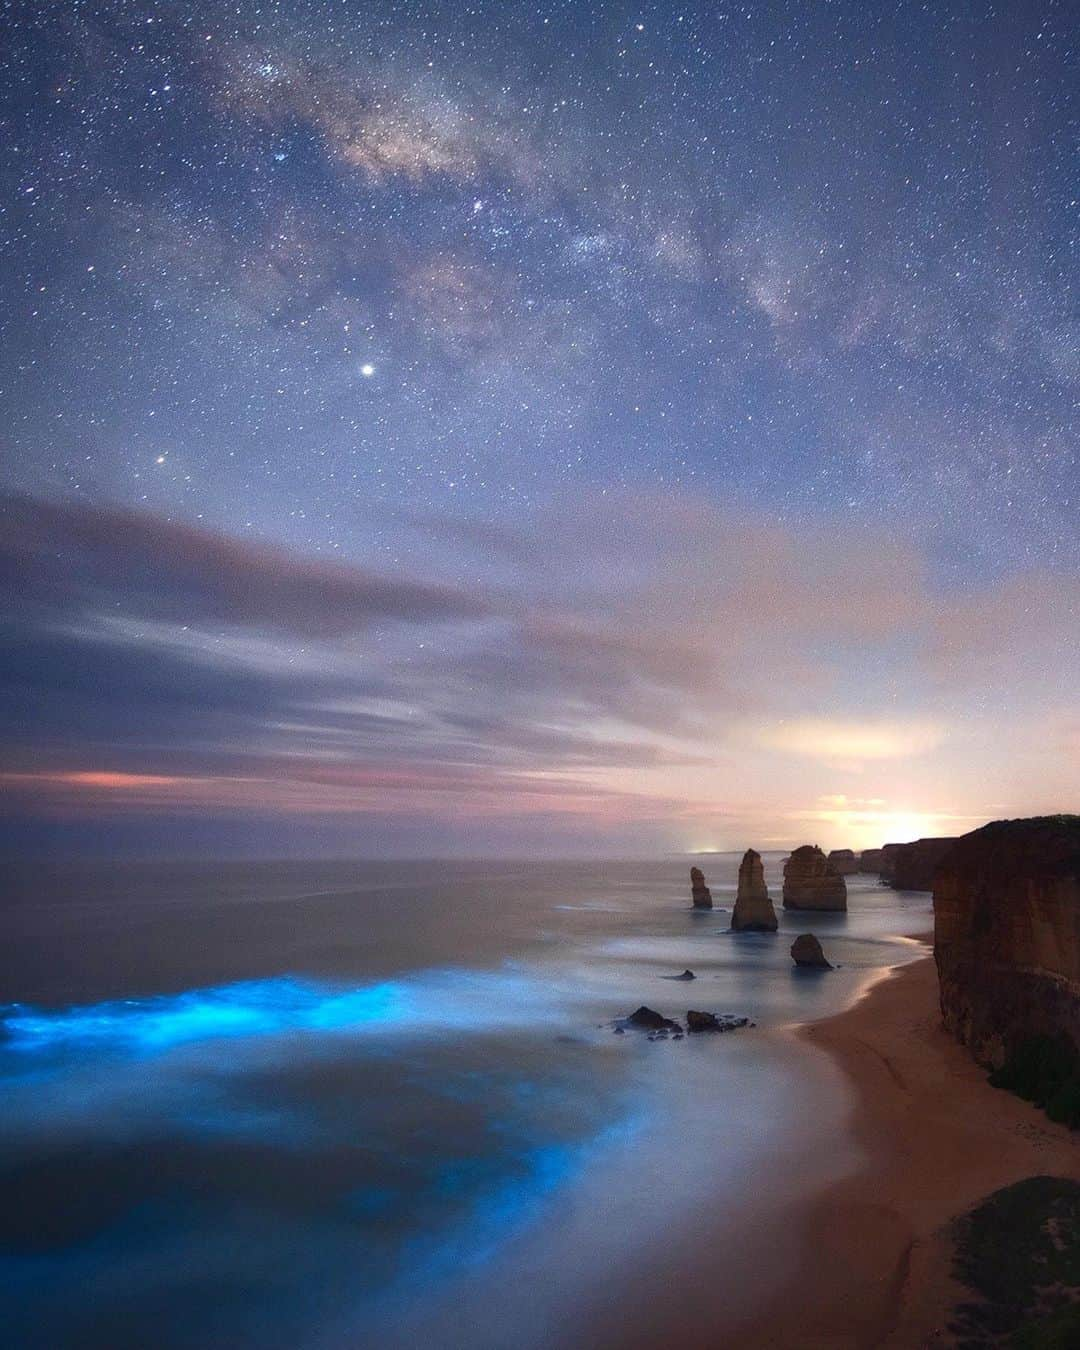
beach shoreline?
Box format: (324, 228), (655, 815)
(727, 951), (1080, 1349)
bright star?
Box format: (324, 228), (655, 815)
(360, 363), (375, 378)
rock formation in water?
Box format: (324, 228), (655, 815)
(791, 933), (832, 968)
(625, 1006), (681, 1032)
(826, 848), (859, 875)
(686, 1010), (750, 1033)
(859, 848), (884, 873)
(934, 817), (1080, 1081)
(883, 837), (959, 891)
(782, 845), (847, 911)
(690, 865), (713, 909)
(730, 849), (779, 932)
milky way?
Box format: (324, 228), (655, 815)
(0, 1), (1076, 856)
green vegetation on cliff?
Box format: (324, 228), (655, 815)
(950, 1177), (1080, 1347)
(990, 1035), (1080, 1130)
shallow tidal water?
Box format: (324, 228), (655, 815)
(0, 856), (931, 1349)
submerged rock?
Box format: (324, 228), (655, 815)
(690, 865), (713, 910)
(782, 845), (847, 911)
(731, 848), (779, 932)
(791, 933), (832, 969)
(686, 1010), (750, 1033)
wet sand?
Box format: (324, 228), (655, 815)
(731, 953), (1080, 1348)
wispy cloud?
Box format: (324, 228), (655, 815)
(3, 490), (1076, 852)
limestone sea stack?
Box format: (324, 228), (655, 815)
(934, 816), (1080, 1071)
(782, 845), (847, 911)
(859, 848), (884, 873)
(730, 849), (778, 932)
(826, 848), (859, 875)
(690, 865), (713, 910)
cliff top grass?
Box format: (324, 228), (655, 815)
(950, 1176), (1080, 1348)
(948, 816), (1080, 879)
(978, 815), (1080, 833)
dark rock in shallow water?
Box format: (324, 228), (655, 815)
(690, 865), (713, 909)
(686, 1010), (749, 1033)
(676, 969), (695, 980)
(625, 1005), (681, 1031)
(790, 933), (832, 969)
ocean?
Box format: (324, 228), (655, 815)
(0, 856), (931, 1349)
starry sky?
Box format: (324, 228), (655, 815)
(1, 0), (1076, 858)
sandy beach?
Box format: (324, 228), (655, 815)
(732, 952), (1080, 1349)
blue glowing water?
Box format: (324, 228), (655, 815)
(2, 968), (577, 1058)
(0, 857), (931, 1349)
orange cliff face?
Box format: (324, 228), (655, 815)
(933, 816), (1080, 1069)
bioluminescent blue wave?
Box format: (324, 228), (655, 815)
(0, 968), (573, 1059)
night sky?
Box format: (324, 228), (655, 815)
(1, 0), (1076, 858)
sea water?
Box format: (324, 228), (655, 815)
(0, 856), (931, 1349)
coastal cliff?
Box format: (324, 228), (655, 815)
(934, 816), (1080, 1077)
(826, 848), (858, 875)
(882, 836), (957, 891)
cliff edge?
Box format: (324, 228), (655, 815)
(934, 816), (1080, 1080)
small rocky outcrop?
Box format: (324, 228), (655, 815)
(782, 845), (847, 911)
(690, 865), (713, 909)
(730, 848), (779, 932)
(674, 969), (695, 980)
(625, 1006), (680, 1031)
(686, 1011), (750, 1033)
(791, 933), (832, 968)
(859, 848), (884, 873)
(934, 817), (1080, 1077)
(827, 848), (859, 875)
(884, 837), (958, 891)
